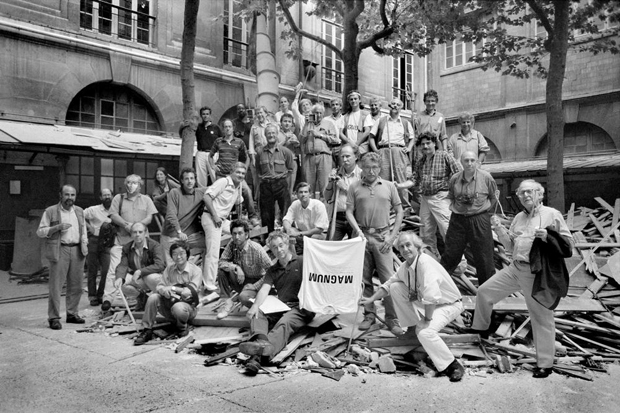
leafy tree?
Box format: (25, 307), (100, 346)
(459, 0), (620, 211)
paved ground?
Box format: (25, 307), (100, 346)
(1, 270), (620, 413)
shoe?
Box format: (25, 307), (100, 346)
(216, 298), (235, 320)
(239, 339), (275, 357)
(532, 367), (553, 378)
(66, 314), (85, 324)
(359, 314), (376, 331)
(101, 301), (111, 312)
(462, 326), (490, 339)
(386, 319), (404, 336)
(134, 329), (153, 346)
(245, 356), (261, 376)
(177, 327), (191, 338)
(49, 319), (62, 330)
(90, 298), (100, 306)
(446, 359), (465, 382)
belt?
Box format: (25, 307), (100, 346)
(262, 177), (287, 183)
(461, 209), (490, 218)
(336, 211), (347, 219)
(62, 243), (79, 247)
(307, 151), (331, 156)
(378, 144), (404, 149)
(359, 226), (389, 235)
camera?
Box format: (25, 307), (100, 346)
(305, 113), (320, 124)
(328, 174), (341, 182)
(246, 108), (255, 120)
(456, 193), (476, 205)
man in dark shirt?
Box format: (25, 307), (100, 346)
(256, 124), (294, 232)
(239, 231), (314, 366)
(195, 106), (222, 187)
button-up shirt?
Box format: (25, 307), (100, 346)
(256, 144), (294, 181)
(324, 165), (362, 213)
(415, 109), (447, 142)
(157, 262), (203, 292)
(507, 205), (574, 263)
(110, 193), (158, 245)
(37, 205), (81, 244)
(204, 176), (241, 219)
(278, 130), (301, 157)
(249, 120), (277, 155)
(382, 253), (461, 306)
(219, 239), (273, 281)
(448, 169), (497, 215)
(283, 199), (329, 232)
(415, 151), (462, 196)
(84, 204), (112, 236)
(301, 118), (339, 155)
(131, 240), (148, 270)
(371, 115), (414, 146)
(447, 129), (490, 166)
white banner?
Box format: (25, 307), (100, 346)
(299, 237), (366, 314)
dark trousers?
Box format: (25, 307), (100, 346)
(86, 236), (110, 300)
(259, 178), (289, 233)
(250, 306), (315, 360)
(217, 267), (261, 298)
(440, 211), (496, 285)
(330, 213), (353, 241)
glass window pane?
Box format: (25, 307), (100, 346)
(81, 176), (94, 194)
(101, 158), (114, 176)
(66, 174), (79, 191)
(81, 157), (94, 175)
(101, 100), (114, 116)
(114, 177), (125, 193)
(82, 97), (95, 114)
(115, 160), (127, 177)
(101, 176), (114, 192)
(66, 157), (79, 174)
(133, 161), (145, 178)
(116, 103), (129, 118)
(146, 162), (158, 179)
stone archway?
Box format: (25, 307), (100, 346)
(534, 121), (616, 157)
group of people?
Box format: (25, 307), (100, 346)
(36, 87), (573, 381)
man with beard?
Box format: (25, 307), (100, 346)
(346, 152), (404, 335)
(361, 232), (465, 381)
(37, 185), (88, 330)
(160, 168), (207, 264)
(84, 188), (113, 306)
(239, 231), (314, 373)
(101, 174), (158, 311)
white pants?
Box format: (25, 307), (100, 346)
(390, 282), (462, 372)
(195, 151), (211, 188)
(201, 212), (230, 292)
(472, 261), (556, 368)
(419, 191), (451, 256)
(102, 243), (124, 304)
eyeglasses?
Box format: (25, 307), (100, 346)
(517, 189), (538, 196)
(172, 251), (187, 257)
(126, 181), (140, 186)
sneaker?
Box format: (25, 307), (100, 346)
(239, 339), (275, 357)
(134, 329), (153, 346)
(358, 314), (376, 331)
(216, 298), (235, 320)
(385, 319), (404, 336)
(101, 300), (111, 312)
(447, 360), (465, 382)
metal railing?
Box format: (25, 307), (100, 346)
(322, 67), (343, 94)
(223, 37), (249, 69)
(392, 87), (416, 111)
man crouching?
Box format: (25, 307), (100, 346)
(134, 241), (202, 345)
(239, 231), (314, 372)
(360, 231), (465, 381)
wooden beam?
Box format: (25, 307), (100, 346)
(566, 203), (575, 230)
(365, 334), (480, 348)
(270, 331), (312, 365)
(569, 219), (620, 277)
(575, 242), (620, 248)
(565, 332), (620, 355)
(133, 312), (250, 328)
(595, 197), (615, 214)
(589, 213), (610, 237)
(204, 346), (240, 366)
(462, 296), (605, 312)
(555, 318), (620, 337)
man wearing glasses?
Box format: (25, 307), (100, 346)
(134, 241), (202, 345)
(346, 152), (404, 335)
(102, 174), (158, 311)
(467, 179), (573, 379)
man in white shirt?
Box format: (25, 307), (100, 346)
(341, 91), (374, 156)
(84, 188), (113, 306)
(283, 182), (329, 255)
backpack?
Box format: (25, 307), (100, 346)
(98, 221), (117, 251)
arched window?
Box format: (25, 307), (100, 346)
(535, 122), (615, 157)
(484, 137), (502, 162)
(66, 83), (161, 134)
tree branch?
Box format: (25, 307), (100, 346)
(277, 0), (343, 59)
(379, 0), (389, 27)
(525, 0), (554, 37)
(358, 26), (394, 50)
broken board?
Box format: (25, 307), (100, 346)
(462, 296), (605, 312)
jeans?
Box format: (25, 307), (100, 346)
(86, 235), (110, 300)
(361, 230), (396, 321)
(419, 191), (451, 256)
(142, 293), (197, 331)
(250, 306), (315, 360)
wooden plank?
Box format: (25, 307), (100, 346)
(555, 318), (620, 337)
(484, 340), (538, 358)
(175, 335), (195, 353)
(494, 315), (514, 338)
(566, 203), (575, 230)
(204, 346), (240, 366)
(569, 219), (620, 277)
(192, 334), (249, 346)
(565, 332), (620, 355)
(270, 331), (312, 365)
(612, 199), (620, 232)
(365, 334), (480, 348)
(575, 242), (620, 248)
(595, 197), (615, 214)
(553, 365), (593, 381)
(462, 296), (606, 312)
(589, 213), (610, 237)
(133, 311), (250, 328)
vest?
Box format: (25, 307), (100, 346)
(43, 203), (87, 262)
(375, 116), (411, 144)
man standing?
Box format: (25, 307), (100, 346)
(275, 96), (293, 124)
(84, 188), (113, 306)
(283, 182), (329, 256)
(102, 174), (158, 311)
(114, 223), (166, 309)
(447, 112), (490, 167)
(37, 185), (88, 330)
(134, 241), (202, 345)
(369, 98), (414, 207)
(415, 90), (448, 151)
(346, 152), (404, 335)
(414, 132), (462, 257)
(161, 168), (207, 264)
(300, 104), (340, 196)
(324, 145), (362, 240)
(326, 97), (344, 165)
(441, 151), (498, 285)
(216, 219), (273, 319)
(239, 231), (314, 371)
(232, 103), (252, 150)
(256, 124), (294, 233)
(279, 113), (301, 195)
(362, 232), (465, 381)
(468, 180), (573, 378)
(195, 106), (222, 187)
(201, 162), (246, 292)
(341, 91), (373, 156)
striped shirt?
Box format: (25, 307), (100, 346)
(210, 137), (248, 176)
(415, 151), (462, 196)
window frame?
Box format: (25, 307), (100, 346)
(321, 20), (344, 94)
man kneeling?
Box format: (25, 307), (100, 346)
(360, 231), (465, 381)
(134, 242), (202, 345)
(239, 231), (314, 371)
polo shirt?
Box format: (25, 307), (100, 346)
(210, 137), (248, 176)
(196, 122), (222, 152)
(448, 169), (497, 215)
(346, 177), (401, 228)
(415, 109), (447, 142)
(110, 193), (158, 245)
(264, 255), (304, 304)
